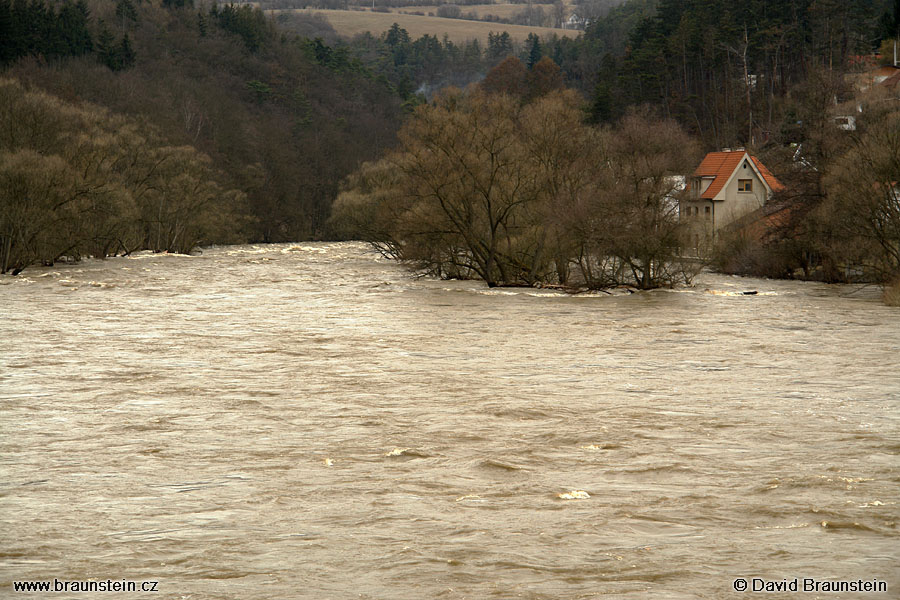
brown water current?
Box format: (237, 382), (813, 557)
(1, 243), (898, 599)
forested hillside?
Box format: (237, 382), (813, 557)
(2, 0), (404, 252)
(582, 0), (898, 144)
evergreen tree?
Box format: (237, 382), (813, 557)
(384, 22), (410, 49)
(115, 0), (137, 34)
(97, 23), (135, 71)
(0, 0), (15, 63)
(211, 3), (269, 52)
(524, 33), (542, 69)
(9, 0), (29, 59)
(880, 0), (900, 40)
(115, 33), (135, 70)
(487, 31), (513, 61)
(96, 22), (114, 65)
(55, 0), (93, 57)
(587, 81), (612, 124)
(197, 8), (207, 36)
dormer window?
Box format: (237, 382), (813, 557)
(738, 179), (752, 192)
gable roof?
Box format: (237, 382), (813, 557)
(691, 150), (783, 199)
(874, 65), (900, 79)
(692, 151), (745, 199)
(749, 156), (785, 193)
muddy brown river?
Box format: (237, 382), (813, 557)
(1, 243), (898, 599)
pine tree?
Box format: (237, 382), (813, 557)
(524, 33), (542, 69)
(114, 33), (135, 70)
(487, 31), (513, 61)
(54, 0), (93, 58)
(115, 0), (137, 35)
(197, 8), (207, 36)
(96, 22), (134, 71)
(72, 0), (92, 54)
(0, 0), (15, 63)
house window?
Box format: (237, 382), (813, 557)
(738, 179), (752, 192)
(705, 206), (711, 220)
(694, 206), (699, 216)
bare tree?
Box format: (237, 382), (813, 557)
(334, 90), (702, 290)
(818, 96), (900, 283)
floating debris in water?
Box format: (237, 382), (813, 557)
(705, 289), (776, 296)
(323, 458), (334, 467)
(580, 443), (620, 451)
(385, 447), (411, 457)
(478, 458), (523, 471)
(557, 490), (590, 500)
(384, 447), (430, 458)
(455, 494), (483, 502)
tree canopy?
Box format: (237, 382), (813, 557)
(332, 87), (700, 289)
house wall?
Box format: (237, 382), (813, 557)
(678, 199), (715, 255)
(715, 161), (767, 228)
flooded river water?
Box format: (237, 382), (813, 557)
(1, 243), (898, 599)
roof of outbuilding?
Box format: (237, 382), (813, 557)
(691, 151), (783, 199)
(879, 69), (900, 89)
(874, 65), (900, 77)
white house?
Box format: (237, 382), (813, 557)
(680, 149), (784, 249)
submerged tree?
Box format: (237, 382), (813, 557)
(0, 79), (243, 274)
(332, 87), (700, 289)
(596, 108), (701, 288)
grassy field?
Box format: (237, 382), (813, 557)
(391, 4), (535, 20)
(391, 2), (583, 23)
(269, 8), (579, 44)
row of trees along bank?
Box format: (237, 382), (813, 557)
(330, 79), (702, 290)
(0, 79), (244, 274)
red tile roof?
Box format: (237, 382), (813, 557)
(691, 151), (783, 199)
(692, 152), (745, 199)
(750, 156), (785, 193)
(874, 66), (900, 78)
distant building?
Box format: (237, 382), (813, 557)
(833, 114), (857, 131)
(878, 68), (900, 90)
(850, 65), (900, 92)
(873, 65), (900, 85)
(564, 14), (588, 30)
(680, 149), (784, 251)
